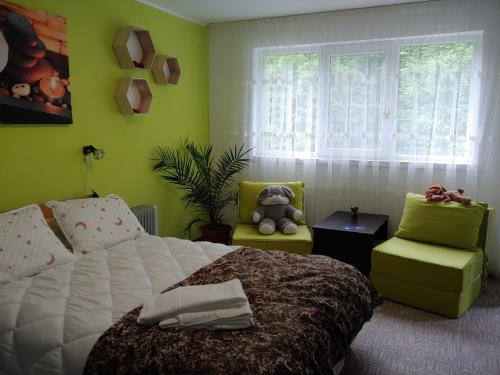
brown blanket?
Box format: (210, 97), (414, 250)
(84, 247), (381, 375)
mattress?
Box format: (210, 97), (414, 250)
(0, 235), (236, 375)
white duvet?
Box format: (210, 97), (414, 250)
(0, 235), (236, 375)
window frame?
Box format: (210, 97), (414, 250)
(252, 31), (483, 165)
(319, 46), (388, 161)
(252, 45), (321, 159)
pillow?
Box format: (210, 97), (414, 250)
(39, 194), (94, 250)
(395, 193), (487, 249)
(39, 194), (94, 220)
(239, 181), (305, 224)
(46, 194), (146, 254)
(0, 204), (75, 284)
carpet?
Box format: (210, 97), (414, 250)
(341, 276), (500, 375)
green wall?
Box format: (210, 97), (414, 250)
(0, 0), (209, 237)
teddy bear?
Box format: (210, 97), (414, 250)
(425, 184), (471, 205)
(443, 188), (471, 205)
(252, 185), (303, 235)
(425, 184), (447, 202)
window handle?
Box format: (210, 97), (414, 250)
(384, 108), (391, 119)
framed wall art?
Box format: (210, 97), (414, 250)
(0, 0), (72, 124)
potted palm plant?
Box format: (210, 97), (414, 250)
(152, 139), (251, 244)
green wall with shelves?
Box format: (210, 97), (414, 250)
(0, 0), (209, 237)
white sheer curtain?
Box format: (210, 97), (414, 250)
(209, 0), (500, 273)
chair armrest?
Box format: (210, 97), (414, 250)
(484, 207), (496, 255)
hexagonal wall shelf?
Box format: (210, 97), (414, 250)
(152, 55), (181, 85)
(113, 26), (156, 70)
(114, 77), (152, 115)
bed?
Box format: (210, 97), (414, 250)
(0, 196), (380, 375)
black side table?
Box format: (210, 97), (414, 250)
(312, 211), (389, 275)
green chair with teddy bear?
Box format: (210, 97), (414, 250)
(371, 184), (495, 318)
(231, 181), (313, 255)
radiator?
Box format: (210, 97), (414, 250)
(131, 205), (159, 236)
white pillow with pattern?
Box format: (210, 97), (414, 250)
(0, 204), (75, 284)
(46, 194), (146, 254)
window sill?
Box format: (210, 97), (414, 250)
(251, 155), (473, 170)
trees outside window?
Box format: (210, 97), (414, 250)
(252, 32), (481, 164)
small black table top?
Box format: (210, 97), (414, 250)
(312, 211), (389, 235)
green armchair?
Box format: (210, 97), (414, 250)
(231, 181), (312, 255)
(371, 193), (494, 318)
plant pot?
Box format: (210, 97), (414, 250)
(199, 223), (232, 245)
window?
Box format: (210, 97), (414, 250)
(252, 32), (482, 164)
(327, 53), (384, 153)
(259, 52), (319, 159)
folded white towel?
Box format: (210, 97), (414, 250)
(159, 302), (254, 330)
(137, 279), (248, 325)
